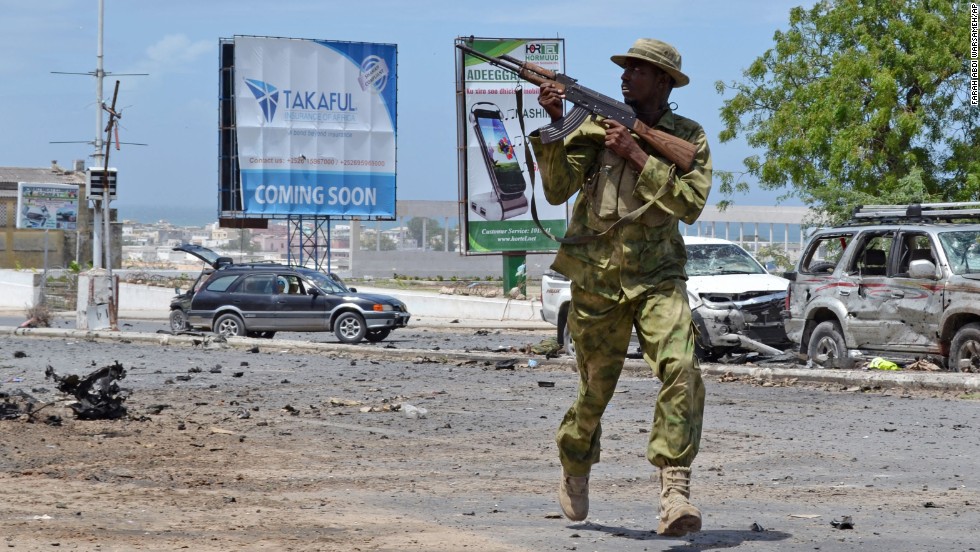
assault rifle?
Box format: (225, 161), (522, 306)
(457, 43), (697, 172)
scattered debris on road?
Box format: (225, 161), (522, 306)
(45, 361), (129, 420)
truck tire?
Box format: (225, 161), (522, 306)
(949, 323), (980, 373)
(807, 320), (852, 369)
(561, 319), (577, 358)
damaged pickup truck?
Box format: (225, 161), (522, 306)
(540, 236), (791, 360)
(782, 202), (980, 371)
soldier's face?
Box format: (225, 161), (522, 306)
(620, 59), (672, 109)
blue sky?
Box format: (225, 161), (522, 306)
(0, 0), (809, 224)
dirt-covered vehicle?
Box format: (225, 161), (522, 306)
(170, 244), (410, 344)
(783, 202), (980, 371)
(541, 236), (791, 360)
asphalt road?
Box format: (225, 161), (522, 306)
(0, 324), (978, 551)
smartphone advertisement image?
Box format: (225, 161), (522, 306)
(469, 102), (528, 221)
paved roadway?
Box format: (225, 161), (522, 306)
(2, 311), (978, 395)
(1, 314), (978, 551)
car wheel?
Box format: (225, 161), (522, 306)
(214, 313), (246, 338)
(169, 309), (188, 332)
(365, 328), (391, 343)
(562, 319), (577, 358)
(334, 312), (367, 344)
(807, 320), (852, 369)
(694, 339), (716, 362)
(691, 311), (717, 361)
(949, 323), (980, 372)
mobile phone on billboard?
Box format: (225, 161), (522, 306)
(469, 102), (528, 220)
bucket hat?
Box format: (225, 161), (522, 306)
(611, 38), (689, 87)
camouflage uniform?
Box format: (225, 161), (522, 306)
(530, 112), (712, 477)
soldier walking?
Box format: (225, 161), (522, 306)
(530, 38), (712, 536)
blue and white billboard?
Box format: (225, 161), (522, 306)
(234, 36), (397, 217)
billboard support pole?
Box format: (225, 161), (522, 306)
(502, 252), (527, 298)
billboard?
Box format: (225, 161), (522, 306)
(16, 182), (79, 230)
(457, 37), (568, 254)
(230, 36), (397, 218)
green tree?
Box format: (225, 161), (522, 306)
(427, 223), (460, 252)
(755, 243), (794, 272)
(360, 232), (397, 251)
(716, 0), (977, 225)
(406, 217), (444, 250)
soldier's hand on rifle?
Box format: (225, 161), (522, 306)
(537, 82), (565, 123)
(602, 119), (649, 172)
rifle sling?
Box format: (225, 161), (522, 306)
(515, 88), (671, 245)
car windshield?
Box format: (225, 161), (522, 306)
(938, 231), (980, 275)
(298, 269), (350, 294)
(686, 243), (767, 277)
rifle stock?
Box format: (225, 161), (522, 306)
(631, 121), (698, 172)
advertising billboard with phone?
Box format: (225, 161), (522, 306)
(232, 36), (396, 218)
(457, 37), (567, 253)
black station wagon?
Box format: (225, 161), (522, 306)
(170, 244), (410, 344)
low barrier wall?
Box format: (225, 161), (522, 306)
(0, 269), (543, 323)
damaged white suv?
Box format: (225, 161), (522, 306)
(783, 202), (980, 371)
(540, 236), (791, 360)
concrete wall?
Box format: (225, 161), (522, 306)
(350, 250), (556, 280)
(0, 270), (41, 311)
(0, 269), (543, 323)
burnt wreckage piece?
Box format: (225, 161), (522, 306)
(45, 361), (129, 420)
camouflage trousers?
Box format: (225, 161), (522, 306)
(556, 280), (705, 476)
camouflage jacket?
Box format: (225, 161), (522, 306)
(530, 111), (712, 300)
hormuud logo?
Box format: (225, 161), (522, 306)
(525, 42), (560, 63)
(525, 43), (559, 55)
(245, 79), (279, 122)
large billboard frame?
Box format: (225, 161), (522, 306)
(455, 36), (568, 256)
(218, 35), (398, 223)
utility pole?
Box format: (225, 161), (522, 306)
(50, 0), (145, 271)
(92, 0), (106, 269)
(101, 80), (121, 330)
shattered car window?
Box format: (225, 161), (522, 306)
(938, 231), (980, 275)
(847, 233), (894, 276)
(686, 244), (767, 277)
(799, 233), (852, 274)
(895, 233), (935, 276)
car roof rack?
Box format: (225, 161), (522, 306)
(850, 202), (980, 224)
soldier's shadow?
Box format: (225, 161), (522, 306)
(573, 523), (790, 549)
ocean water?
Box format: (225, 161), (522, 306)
(117, 204), (217, 227)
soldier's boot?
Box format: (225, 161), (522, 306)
(657, 467), (702, 537)
(558, 469), (589, 521)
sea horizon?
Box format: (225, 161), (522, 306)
(117, 204), (217, 227)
